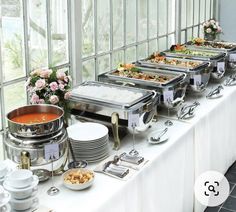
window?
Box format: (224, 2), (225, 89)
(0, 0), (215, 159)
(0, 0), (70, 133)
(81, 0), (177, 81)
(180, 0), (215, 42)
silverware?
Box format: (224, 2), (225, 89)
(225, 74), (236, 86)
(177, 101), (200, 120)
(103, 161), (129, 178)
(119, 152), (144, 165)
(206, 85), (224, 98)
(150, 128), (168, 142)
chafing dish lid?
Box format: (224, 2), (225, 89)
(70, 81), (154, 109)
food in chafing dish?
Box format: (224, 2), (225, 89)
(73, 83), (144, 104)
(148, 52), (202, 68)
(63, 168), (95, 190)
(190, 37), (236, 49)
(113, 63), (173, 83)
(64, 169), (94, 184)
(170, 44), (218, 57)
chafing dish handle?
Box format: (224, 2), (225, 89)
(111, 112), (121, 150)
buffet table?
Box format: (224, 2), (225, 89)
(37, 78), (236, 212)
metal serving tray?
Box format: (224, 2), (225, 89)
(136, 57), (211, 92)
(102, 66), (186, 87)
(163, 48), (226, 61)
(136, 56), (210, 73)
(186, 40), (236, 53)
(70, 81), (154, 109)
(99, 67), (188, 109)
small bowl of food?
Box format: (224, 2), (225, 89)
(63, 168), (94, 190)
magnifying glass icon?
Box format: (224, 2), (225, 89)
(208, 185), (216, 193)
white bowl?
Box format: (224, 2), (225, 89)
(10, 195), (38, 211)
(6, 170), (33, 189)
(0, 163), (8, 179)
(3, 175), (38, 200)
(63, 168), (94, 190)
(0, 186), (10, 208)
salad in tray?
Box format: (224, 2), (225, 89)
(188, 37), (236, 50)
(169, 44), (218, 57)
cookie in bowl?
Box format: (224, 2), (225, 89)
(63, 168), (94, 190)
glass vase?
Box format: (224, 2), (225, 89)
(204, 33), (216, 41)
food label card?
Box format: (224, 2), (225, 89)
(44, 143), (59, 161)
(128, 113), (140, 128)
(217, 62), (225, 72)
(229, 54), (236, 61)
(194, 75), (202, 86)
(163, 90), (174, 105)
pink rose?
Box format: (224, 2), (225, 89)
(56, 71), (66, 80)
(31, 94), (39, 104)
(40, 69), (52, 78)
(49, 82), (59, 92)
(49, 95), (59, 104)
(64, 91), (71, 100)
(38, 99), (45, 104)
(35, 79), (46, 90)
(59, 83), (65, 91)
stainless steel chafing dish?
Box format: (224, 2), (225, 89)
(163, 47), (226, 79)
(136, 55), (211, 92)
(186, 40), (236, 70)
(98, 66), (188, 108)
(69, 81), (158, 149)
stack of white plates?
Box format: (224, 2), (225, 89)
(67, 122), (110, 163)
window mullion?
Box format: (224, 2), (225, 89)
(110, 0), (113, 70)
(135, 0), (138, 60)
(46, 0), (52, 66)
(123, 0), (126, 62)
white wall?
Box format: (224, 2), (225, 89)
(219, 0), (236, 42)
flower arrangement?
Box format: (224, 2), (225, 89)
(26, 68), (72, 113)
(203, 19), (222, 37)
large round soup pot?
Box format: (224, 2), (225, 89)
(7, 104), (64, 138)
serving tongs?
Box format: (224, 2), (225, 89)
(177, 101), (200, 120)
(103, 161), (129, 178)
(119, 152), (144, 165)
(206, 85), (224, 99)
(225, 74), (236, 86)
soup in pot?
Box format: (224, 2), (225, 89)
(11, 113), (60, 124)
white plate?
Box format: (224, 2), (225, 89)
(3, 175), (38, 193)
(148, 129), (169, 144)
(67, 123), (108, 141)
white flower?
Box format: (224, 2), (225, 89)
(210, 19), (216, 24)
(49, 95), (59, 105)
(206, 28), (212, 33)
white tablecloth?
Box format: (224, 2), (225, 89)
(37, 120), (194, 212)
(36, 79), (236, 212)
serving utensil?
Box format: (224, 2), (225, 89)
(150, 128), (168, 142)
(206, 85), (224, 99)
(225, 74), (236, 86)
(103, 161), (129, 178)
(177, 101), (200, 120)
